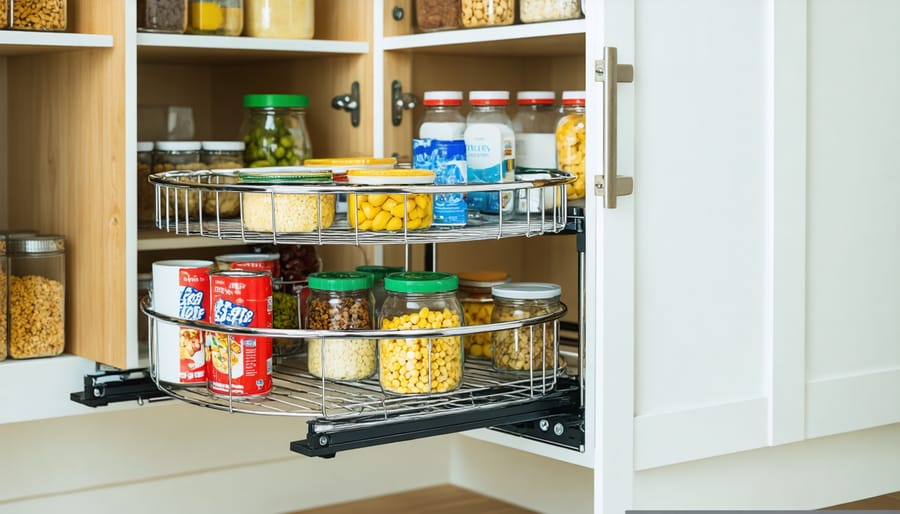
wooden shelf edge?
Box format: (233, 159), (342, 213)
(382, 19), (586, 52)
(136, 33), (368, 60)
(0, 31), (114, 56)
(138, 229), (247, 251)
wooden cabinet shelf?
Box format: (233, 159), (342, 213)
(0, 31), (113, 56)
(136, 33), (368, 63)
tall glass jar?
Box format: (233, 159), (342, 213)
(512, 91), (558, 170)
(415, 0), (461, 32)
(244, 0), (314, 39)
(201, 141), (244, 218)
(138, 0), (188, 33)
(457, 271), (509, 360)
(0, 235), (6, 361)
(379, 272), (463, 394)
(460, 0), (515, 28)
(188, 0), (243, 35)
(465, 90), (516, 216)
(491, 282), (561, 373)
(305, 272), (375, 381)
(556, 90), (586, 199)
(7, 235), (66, 359)
(355, 265), (404, 317)
(137, 141), (155, 228)
(414, 91), (468, 227)
(240, 94), (312, 168)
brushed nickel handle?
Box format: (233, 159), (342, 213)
(594, 47), (634, 209)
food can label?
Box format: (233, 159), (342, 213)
(207, 271), (273, 398)
(464, 124), (515, 214)
(413, 138), (468, 226)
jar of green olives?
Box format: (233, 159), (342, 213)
(240, 94), (313, 168)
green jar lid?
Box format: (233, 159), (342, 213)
(356, 265), (405, 281)
(308, 271), (373, 291)
(384, 272), (458, 294)
(244, 94), (309, 109)
(237, 168), (332, 183)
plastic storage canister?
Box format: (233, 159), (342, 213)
(355, 265), (404, 316)
(137, 141), (155, 228)
(7, 235), (66, 359)
(512, 91), (558, 170)
(464, 91), (516, 216)
(188, 0), (243, 35)
(413, 91), (468, 227)
(379, 272), (464, 394)
(461, 0), (515, 28)
(241, 94), (312, 168)
(137, 0), (188, 33)
(457, 271), (509, 360)
(244, 0), (314, 39)
(10, 0), (66, 31)
(491, 282), (562, 373)
(556, 90), (586, 200)
(519, 0), (582, 23)
(237, 168), (335, 233)
(415, 0), (461, 32)
(305, 272), (376, 381)
(201, 141), (244, 218)
(346, 169), (435, 232)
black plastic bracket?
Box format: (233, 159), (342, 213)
(70, 368), (170, 408)
(391, 80), (418, 126)
(331, 81), (361, 128)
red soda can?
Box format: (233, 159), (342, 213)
(207, 270), (274, 398)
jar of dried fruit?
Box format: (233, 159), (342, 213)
(7, 235), (66, 359)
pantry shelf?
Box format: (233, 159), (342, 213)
(0, 31), (113, 56)
(136, 33), (368, 63)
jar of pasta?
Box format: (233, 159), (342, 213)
(491, 282), (562, 373)
(457, 271), (509, 360)
(379, 272), (463, 395)
(346, 169), (435, 232)
(556, 90), (586, 199)
(7, 235), (66, 359)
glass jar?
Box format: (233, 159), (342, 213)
(305, 272), (376, 381)
(0, 235), (6, 361)
(241, 94), (312, 167)
(188, 0), (243, 35)
(7, 235), (66, 359)
(304, 157), (397, 214)
(379, 272), (463, 394)
(355, 265), (404, 316)
(414, 91), (468, 227)
(415, 0), (461, 32)
(520, 0), (581, 23)
(237, 169), (335, 233)
(346, 169), (435, 232)
(201, 141), (244, 218)
(10, 0), (66, 31)
(457, 271), (509, 360)
(244, 0), (314, 39)
(491, 282), (562, 373)
(512, 91), (558, 170)
(464, 91), (516, 216)
(460, 0), (515, 28)
(0, 2), (7, 29)
(556, 90), (586, 200)
(137, 141), (155, 228)
(154, 141), (204, 218)
(138, 0), (188, 33)
(137, 272), (152, 364)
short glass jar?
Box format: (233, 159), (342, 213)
(491, 282), (562, 373)
(460, 0), (515, 28)
(519, 0), (582, 23)
(188, 0), (243, 36)
(10, 0), (66, 31)
(138, 0), (188, 33)
(457, 271), (509, 360)
(201, 141), (244, 218)
(7, 235), (66, 359)
(154, 141), (204, 219)
(241, 94), (312, 168)
(415, 0), (461, 32)
(556, 90), (586, 200)
(355, 265), (404, 317)
(237, 169), (335, 233)
(305, 272), (376, 381)
(379, 272), (463, 395)
(137, 141), (155, 228)
(347, 169), (436, 232)
(244, 0), (314, 39)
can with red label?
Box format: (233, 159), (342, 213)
(214, 253), (280, 279)
(207, 270), (274, 398)
(151, 259), (213, 385)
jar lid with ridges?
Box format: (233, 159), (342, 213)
(356, 265), (405, 281)
(155, 141), (202, 152)
(346, 168), (435, 185)
(423, 91), (464, 106)
(458, 271), (510, 288)
(492, 282), (561, 300)
(238, 168), (333, 183)
(561, 90), (586, 105)
(308, 271), (374, 291)
(516, 91), (556, 105)
(7, 235), (65, 254)
(137, 141), (154, 152)
(385, 272), (458, 294)
(469, 90), (510, 105)
(202, 141), (245, 151)
(244, 94), (309, 109)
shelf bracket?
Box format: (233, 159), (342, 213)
(70, 368), (170, 408)
(391, 80), (418, 126)
(331, 81), (361, 128)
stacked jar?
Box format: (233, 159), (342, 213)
(138, 0), (189, 33)
(241, 94), (312, 168)
(461, 0), (515, 28)
(457, 271), (509, 360)
(512, 91), (561, 214)
(7, 235), (66, 359)
(9, 0), (66, 31)
(379, 272), (464, 394)
(464, 91), (516, 216)
(491, 282), (562, 373)
(519, 0), (582, 23)
(305, 272), (376, 381)
(188, 0), (243, 35)
(244, 0), (314, 38)
(201, 141), (244, 218)
(556, 90), (586, 199)
(414, 0), (461, 32)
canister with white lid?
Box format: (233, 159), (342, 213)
(414, 91), (468, 227)
(465, 91), (516, 216)
(490, 282), (562, 373)
(7, 235), (66, 359)
(153, 141), (204, 219)
(346, 169), (436, 231)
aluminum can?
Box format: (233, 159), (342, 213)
(215, 252), (280, 278)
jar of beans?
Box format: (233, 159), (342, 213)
(10, 0), (67, 31)
(415, 0), (461, 32)
(491, 282), (562, 373)
(7, 235), (66, 359)
(457, 271), (509, 360)
(379, 272), (463, 395)
(305, 272), (376, 381)
(460, 0), (515, 28)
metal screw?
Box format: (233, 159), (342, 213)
(553, 422), (566, 436)
(392, 6), (404, 20)
(318, 435), (329, 447)
(538, 419), (550, 432)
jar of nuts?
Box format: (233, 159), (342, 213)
(379, 272), (464, 395)
(10, 0), (67, 31)
(556, 90), (586, 200)
(201, 141), (244, 218)
(460, 0), (515, 28)
(305, 272), (376, 381)
(491, 282), (562, 373)
(7, 235), (66, 359)
(457, 271), (509, 360)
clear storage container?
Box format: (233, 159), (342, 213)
(519, 0), (581, 23)
(556, 90), (586, 199)
(7, 235), (66, 359)
(460, 0), (515, 28)
(306, 272), (376, 381)
(138, 0), (188, 33)
(465, 91), (515, 216)
(241, 94), (312, 167)
(137, 141), (155, 228)
(457, 271), (509, 360)
(201, 141), (244, 218)
(414, 91), (468, 227)
(188, 0), (243, 35)
(244, 0), (314, 39)
(304, 157), (397, 214)
(10, 0), (66, 31)
(512, 91), (558, 170)
(491, 282), (562, 373)
(0, 2), (9, 29)
(237, 169), (335, 233)
(355, 265), (404, 317)
(379, 272), (463, 394)
(347, 169), (435, 232)
(154, 141), (204, 218)
(0, 235), (7, 361)
(415, 0), (461, 32)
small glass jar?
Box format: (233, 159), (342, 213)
(491, 282), (562, 373)
(556, 90), (586, 200)
(137, 272), (152, 364)
(154, 141), (204, 218)
(201, 141), (244, 218)
(238, 169), (335, 233)
(137, 141), (155, 228)
(305, 272), (376, 381)
(244, 0), (314, 39)
(347, 169), (435, 232)
(519, 0), (582, 23)
(10, 0), (66, 31)
(241, 94), (312, 167)
(457, 271), (509, 360)
(188, 0), (243, 36)
(355, 265), (404, 317)
(138, 0), (188, 33)
(7, 235), (66, 359)
(379, 272), (463, 395)
(460, 0), (515, 28)
(415, 0), (461, 32)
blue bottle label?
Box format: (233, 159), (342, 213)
(413, 138), (468, 226)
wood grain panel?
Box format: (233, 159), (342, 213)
(289, 484), (536, 514)
(384, 0), (414, 37)
(317, 0), (372, 41)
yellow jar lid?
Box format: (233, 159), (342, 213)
(304, 157), (397, 167)
(458, 271), (510, 288)
(346, 168), (435, 185)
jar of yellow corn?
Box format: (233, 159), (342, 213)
(556, 90), (586, 200)
(378, 272), (463, 395)
(457, 271), (509, 360)
(346, 169), (435, 232)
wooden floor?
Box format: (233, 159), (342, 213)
(288, 486), (900, 513)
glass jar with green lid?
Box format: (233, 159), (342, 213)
(305, 271), (375, 381)
(240, 94), (312, 168)
(355, 265), (404, 316)
(379, 272), (463, 395)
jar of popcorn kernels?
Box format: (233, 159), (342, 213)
(457, 271), (509, 360)
(7, 235), (66, 359)
(379, 272), (463, 395)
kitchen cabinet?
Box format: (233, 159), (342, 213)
(1, 0), (898, 512)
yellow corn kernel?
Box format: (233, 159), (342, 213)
(372, 210), (392, 231)
(382, 198), (398, 212)
(390, 202), (407, 218)
(386, 216), (404, 231)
